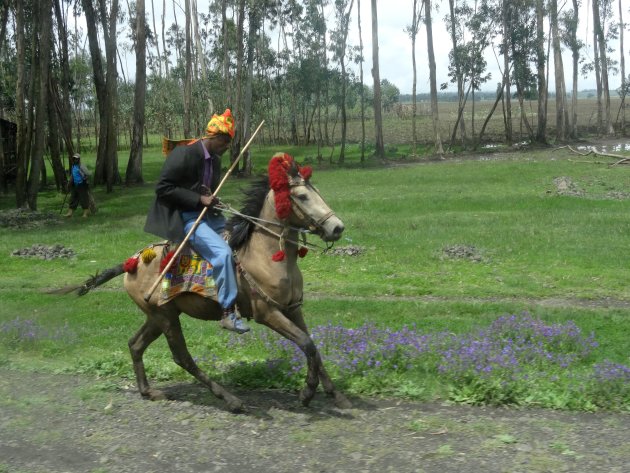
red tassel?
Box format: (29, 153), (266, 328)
(272, 250), (285, 262)
(298, 247), (309, 258)
(299, 166), (312, 180)
(160, 250), (176, 272)
(123, 256), (139, 273)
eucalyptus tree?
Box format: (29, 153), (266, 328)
(26, 0), (53, 210)
(501, 0), (513, 144)
(408, 0), (423, 155)
(446, 0), (466, 145)
(370, 0), (385, 160)
(618, 0), (626, 133)
(331, 0), (355, 164)
(592, 0), (616, 135)
(127, 0), (147, 185)
(424, 0), (444, 155)
(356, 0), (366, 161)
(560, 0), (582, 139)
(82, 0), (120, 191)
(534, 0), (547, 143)
(14, 0), (28, 206)
(505, 0), (538, 142)
(550, 0), (569, 141)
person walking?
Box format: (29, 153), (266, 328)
(64, 153), (92, 218)
(144, 109), (250, 334)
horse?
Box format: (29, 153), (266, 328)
(61, 154), (351, 412)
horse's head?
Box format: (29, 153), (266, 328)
(269, 153), (344, 242)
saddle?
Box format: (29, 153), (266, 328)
(129, 243), (216, 306)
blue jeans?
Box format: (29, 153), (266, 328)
(181, 211), (237, 309)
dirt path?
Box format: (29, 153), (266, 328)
(1, 369), (628, 473)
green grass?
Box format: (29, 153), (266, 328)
(1, 144), (629, 409)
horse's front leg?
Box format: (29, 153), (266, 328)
(254, 303), (320, 406)
(289, 308), (352, 409)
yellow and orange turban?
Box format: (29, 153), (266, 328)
(205, 109), (235, 139)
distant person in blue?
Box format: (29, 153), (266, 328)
(64, 153), (92, 218)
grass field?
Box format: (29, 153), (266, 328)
(1, 142), (629, 410)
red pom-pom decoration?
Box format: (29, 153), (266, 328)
(272, 250), (286, 262)
(160, 250), (176, 273)
(299, 166), (312, 181)
(123, 256), (139, 273)
(298, 247), (309, 258)
(268, 153), (294, 220)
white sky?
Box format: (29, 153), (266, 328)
(348, 0), (624, 94)
(98, 0), (625, 94)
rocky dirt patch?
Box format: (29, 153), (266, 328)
(325, 245), (365, 257)
(0, 369), (628, 473)
(11, 244), (75, 259)
(441, 244), (485, 262)
(552, 176), (585, 197)
(0, 208), (62, 229)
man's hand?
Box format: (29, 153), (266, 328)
(200, 194), (220, 208)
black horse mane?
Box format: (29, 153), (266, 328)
(227, 176), (270, 250)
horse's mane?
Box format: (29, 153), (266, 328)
(227, 176), (270, 250)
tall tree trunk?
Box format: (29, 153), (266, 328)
(502, 0), (513, 145)
(570, 0), (580, 138)
(232, 0), (246, 160)
(82, 0), (107, 183)
(411, 0), (420, 156)
(593, 27), (603, 134)
(619, 0), (626, 134)
(47, 83), (66, 192)
(221, 0), (231, 106)
(161, 0), (169, 75)
(127, 0), (146, 185)
(550, 0), (568, 142)
(53, 0), (75, 157)
(592, 0), (614, 135)
(337, 0), (354, 165)
(150, 0), (162, 76)
(100, 0), (121, 191)
(357, 0), (366, 162)
(27, 0), (53, 210)
(448, 0), (465, 145)
(191, 0), (206, 82)
(15, 0), (27, 207)
(425, 0), (443, 155)
(183, 0), (192, 136)
(241, 4), (260, 176)
(370, 0), (385, 160)
(535, 0), (547, 143)
(477, 82), (504, 147)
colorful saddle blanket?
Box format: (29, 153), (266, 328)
(159, 246), (216, 305)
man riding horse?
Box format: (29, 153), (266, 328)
(144, 109), (250, 334)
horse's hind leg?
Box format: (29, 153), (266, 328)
(290, 309), (352, 409)
(156, 313), (244, 413)
(128, 319), (164, 400)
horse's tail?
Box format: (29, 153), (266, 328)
(48, 264), (125, 296)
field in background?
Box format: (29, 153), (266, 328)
(94, 97), (626, 156)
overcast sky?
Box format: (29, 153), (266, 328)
(105, 0), (625, 95)
(347, 0), (624, 94)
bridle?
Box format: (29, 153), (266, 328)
(220, 177), (338, 252)
(287, 177), (338, 238)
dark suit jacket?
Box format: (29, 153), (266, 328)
(144, 141), (221, 242)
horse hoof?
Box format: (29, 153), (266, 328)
(143, 389), (167, 401)
(333, 392), (352, 409)
(299, 388), (315, 407)
(226, 398), (245, 413)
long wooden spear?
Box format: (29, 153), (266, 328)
(144, 120), (265, 301)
